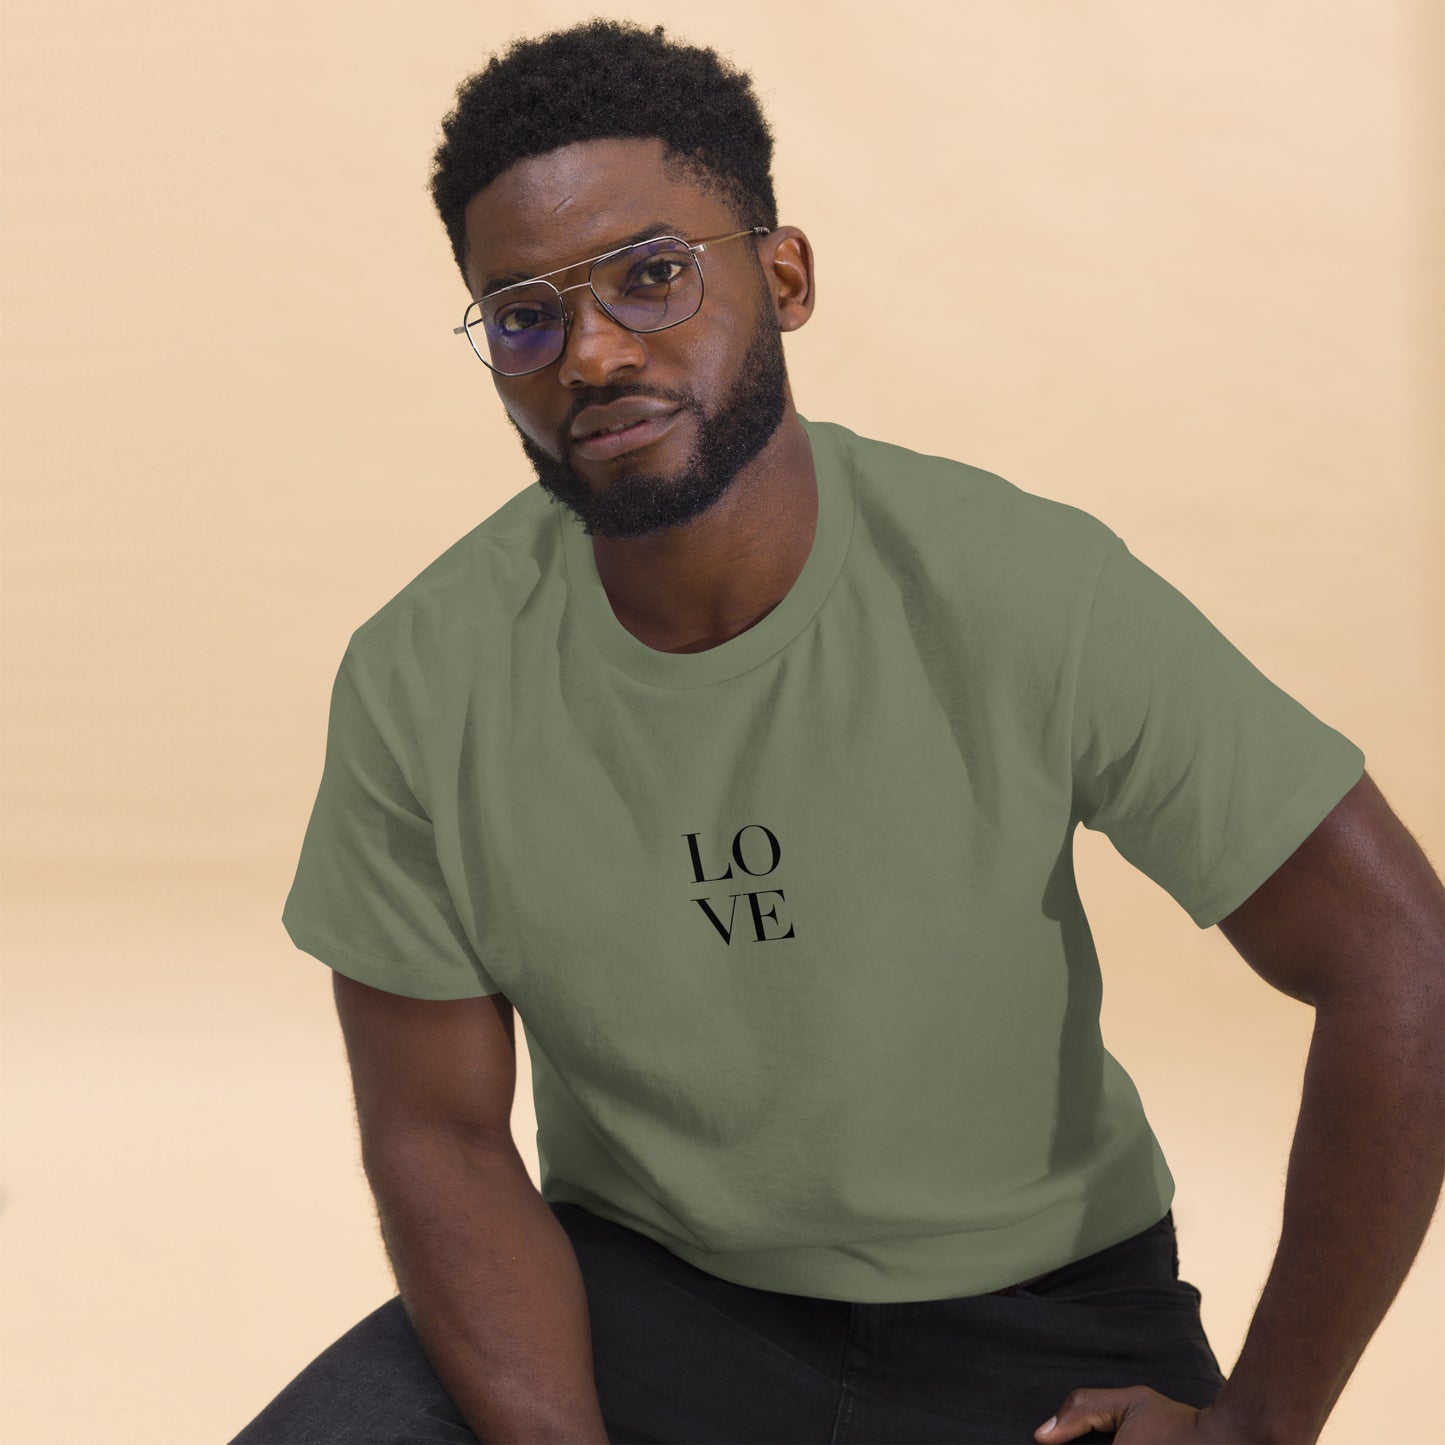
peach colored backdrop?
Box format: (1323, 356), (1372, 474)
(3, 3), (1441, 1443)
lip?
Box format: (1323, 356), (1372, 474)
(571, 408), (683, 461)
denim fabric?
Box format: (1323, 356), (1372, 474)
(228, 1202), (1226, 1444)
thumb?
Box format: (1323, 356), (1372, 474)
(1034, 1387), (1139, 1441)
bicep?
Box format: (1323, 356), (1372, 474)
(330, 969), (519, 1165)
(1216, 769), (1445, 1008)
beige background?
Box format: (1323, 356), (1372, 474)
(3, 2), (1441, 1442)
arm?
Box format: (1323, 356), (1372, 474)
(1206, 769), (1445, 1445)
(334, 973), (611, 1445)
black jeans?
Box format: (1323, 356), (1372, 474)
(228, 1201), (1226, 1444)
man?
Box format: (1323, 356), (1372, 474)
(231, 18), (1445, 1445)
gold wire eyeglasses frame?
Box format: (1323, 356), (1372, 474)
(452, 226), (772, 376)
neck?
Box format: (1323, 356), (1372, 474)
(590, 406), (818, 654)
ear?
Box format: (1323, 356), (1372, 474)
(761, 226), (815, 332)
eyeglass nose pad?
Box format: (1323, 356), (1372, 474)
(575, 282), (626, 330)
(556, 287), (651, 367)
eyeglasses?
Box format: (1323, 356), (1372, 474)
(452, 226), (770, 377)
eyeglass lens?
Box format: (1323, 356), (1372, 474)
(463, 237), (702, 374)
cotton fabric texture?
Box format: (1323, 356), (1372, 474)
(281, 414), (1365, 1302)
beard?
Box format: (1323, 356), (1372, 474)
(503, 298), (791, 540)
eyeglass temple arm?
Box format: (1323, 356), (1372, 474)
(694, 225), (771, 251)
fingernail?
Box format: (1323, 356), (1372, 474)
(1038, 1418), (1057, 1436)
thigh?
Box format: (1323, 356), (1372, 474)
(227, 1296), (477, 1445)
(228, 1203), (851, 1445)
(553, 1200), (846, 1445)
(835, 1211), (1227, 1445)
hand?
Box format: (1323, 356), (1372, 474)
(1035, 1387), (1258, 1443)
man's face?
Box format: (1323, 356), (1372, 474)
(461, 137), (792, 539)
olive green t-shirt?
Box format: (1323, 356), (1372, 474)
(282, 414), (1364, 1302)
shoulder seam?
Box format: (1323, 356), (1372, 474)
(1062, 529), (1123, 820)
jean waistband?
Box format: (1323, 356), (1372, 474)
(985, 1210), (1174, 1296)
(986, 1271), (1049, 1297)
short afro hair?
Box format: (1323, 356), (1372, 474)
(427, 18), (779, 292)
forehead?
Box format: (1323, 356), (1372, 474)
(462, 136), (732, 297)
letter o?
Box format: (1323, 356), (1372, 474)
(731, 823), (781, 877)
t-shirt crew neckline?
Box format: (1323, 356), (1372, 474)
(557, 414), (856, 689)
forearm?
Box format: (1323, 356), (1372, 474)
(368, 1132), (611, 1445)
(1209, 990), (1445, 1445)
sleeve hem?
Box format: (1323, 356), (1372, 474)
(282, 915), (504, 1001)
(1184, 744), (1366, 930)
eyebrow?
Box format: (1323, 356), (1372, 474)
(480, 220), (688, 297)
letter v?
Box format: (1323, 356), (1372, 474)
(692, 893), (745, 944)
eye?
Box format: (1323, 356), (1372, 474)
(496, 304), (551, 334)
(626, 257), (689, 291)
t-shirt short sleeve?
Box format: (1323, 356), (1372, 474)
(281, 645), (502, 999)
(1070, 532), (1366, 930)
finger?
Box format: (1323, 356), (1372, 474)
(1035, 1387), (1138, 1441)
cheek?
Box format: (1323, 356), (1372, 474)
(664, 315), (737, 393)
(701, 286), (755, 345)
(496, 395), (541, 444)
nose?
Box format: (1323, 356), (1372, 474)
(555, 285), (649, 389)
